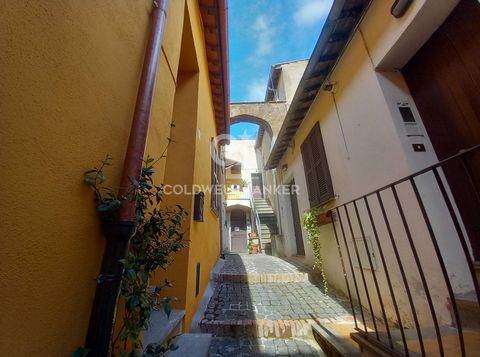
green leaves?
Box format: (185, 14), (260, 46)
(84, 155), (188, 355)
(303, 207), (328, 292)
(161, 296), (178, 319)
(143, 335), (179, 357)
(83, 155), (122, 220)
(83, 175), (96, 186)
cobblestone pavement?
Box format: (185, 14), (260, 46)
(203, 254), (358, 356)
(204, 281), (351, 321)
(209, 337), (326, 357)
(219, 254), (310, 275)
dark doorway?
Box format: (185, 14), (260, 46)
(403, 0), (480, 259)
(251, 173), (263, 199)
(290, 180), (305, 256)
(231, 209), (248, 253)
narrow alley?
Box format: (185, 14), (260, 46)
(2, 1), (480, 356)
(201, 254), (356, 356)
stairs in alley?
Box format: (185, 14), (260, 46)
(143, 308), (212, 356)
(253, 198), (278, 255)
(199, 254), (359, 356)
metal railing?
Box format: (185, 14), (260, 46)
(226, 190), (251, 200)
(249, 184), (263, 252)
(330, 145), (480, 356)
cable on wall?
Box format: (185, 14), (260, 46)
(331, 91), (351, 160)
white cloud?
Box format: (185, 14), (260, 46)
(294, 0), (332, 27)
(252, 15), (274, 56)
(237, 128), (256, 140)
(246, 79), (267, 102)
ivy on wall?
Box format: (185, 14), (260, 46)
(303, 207), (328, 292)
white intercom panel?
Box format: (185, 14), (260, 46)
(397, 102), (423, 137)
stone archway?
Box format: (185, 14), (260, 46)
(230, 114), (273, 138)
(230, 101), (288, 141)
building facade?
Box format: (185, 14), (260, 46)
(265, 0), (479, 354)
(0, 0), (229, 355)
(224, 60), (307, 254)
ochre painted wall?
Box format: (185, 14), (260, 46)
(0, 0), (211, 354)
(157, 0), (221, 331)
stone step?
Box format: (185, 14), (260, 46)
(312, 322), (361, 357)
(214, 271), (308, 284)
(448, 291), (480, 329)
(260, 229), (272, 234)
(259, 223), (276, 228)
(260, 222), (276, 227)
(259, 216), (276, 221)
(209, 336), (326, 356)
(143, 309), (185, 348)
(254, 199), (270, 203)
(201, 318), (315, 338)
(166, 333), (212, 357)
(351, 325), (480, 357)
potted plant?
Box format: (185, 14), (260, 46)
(240, 178), (249, 190)
(317, 210), (332, 225)
(247, 239), (253, 254)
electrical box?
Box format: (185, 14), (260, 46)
(193, 192), (204, 222)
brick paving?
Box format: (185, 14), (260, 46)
(202, 254), (360, 356)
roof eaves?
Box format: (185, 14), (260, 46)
(199, 0), (230, 145)
(264, 0), (372, 170)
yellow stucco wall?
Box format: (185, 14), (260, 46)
(0, 0), (219, 354)
(157, 0), (221, 331)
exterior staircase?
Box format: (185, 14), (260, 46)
(143, 308), (212, 356)
(253, 198), (278, 255)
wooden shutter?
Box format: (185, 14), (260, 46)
(301, 122), (334, 207)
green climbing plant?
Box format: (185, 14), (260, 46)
(83, 155), (188, 356)
(303, 207), (328, 292)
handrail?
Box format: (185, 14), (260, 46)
(329, 145), (480, 357)
(249, 184), (263, 251)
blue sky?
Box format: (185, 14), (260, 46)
(228, 0), (333, 138)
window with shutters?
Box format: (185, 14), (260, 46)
(301, 122), (334, 207)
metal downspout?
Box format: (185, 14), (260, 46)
(85, 1), (169, 355)
(218, 0), (230, 145)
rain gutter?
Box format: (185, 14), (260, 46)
(84, 1), (169, 355)
(218, 0), (230, 145)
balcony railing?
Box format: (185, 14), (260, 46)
(329, 145), (480, 356)
(226, 190), (250, 200)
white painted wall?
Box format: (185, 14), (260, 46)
(270, 1), (474, 328)
(225, 139), (261, 184)
(276, 60), (308, 104)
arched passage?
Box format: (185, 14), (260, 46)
(230, 114), (273, 138)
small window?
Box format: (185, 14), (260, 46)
(301, 122), (334, 207)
